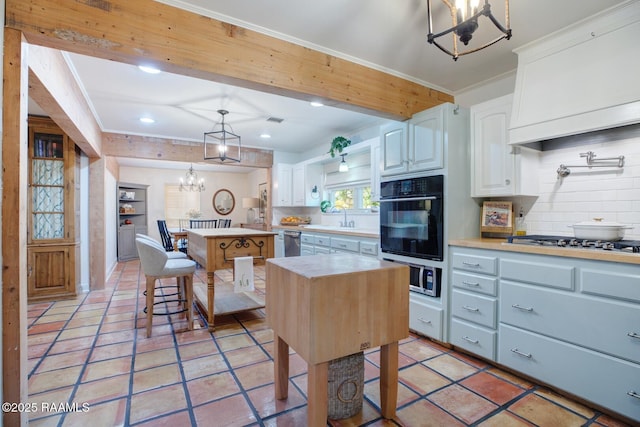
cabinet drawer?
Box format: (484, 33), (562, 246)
(409, 296), (443, 341)
(300, 244), (314, 256)
(451, 252), (497, 275)
(499, 324), (640, 422)
(450, 318), (496, 360)
(360, 241), (379, 256)
(451, 290), (497, 329)
(314, 247), (331, 255)
(331, 237), (359, 252)
(451, 271), (498, 296)
(501, 281), (640, 364)
(581, 266), (640, 303)
(501, 258), (574, 290)
(301, 234), (314, 244)
(314, 235), (331, 247)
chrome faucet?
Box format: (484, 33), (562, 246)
(339, 209), (355, 228)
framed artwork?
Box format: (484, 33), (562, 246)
(481, 201), (513, 234)
(258, 182), (267, 220)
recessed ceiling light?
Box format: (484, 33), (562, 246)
(138, 65), (161, 74)
(139, 117), (155, 124)
(260, 133), (271, 139)
(310, 101), (324, 107)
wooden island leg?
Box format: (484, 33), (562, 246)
(206, 271), (216, 331)
(307, 361), (329, 427)
(379, 341), (399, 418)
(273, 335), (290, 399)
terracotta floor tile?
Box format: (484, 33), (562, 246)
(398, 364), (451, 395)
(89, 341), (134, 362)
(34, 313), (74, 323)
(135, 410), (193, 426)
(211, 321), (246, 339)
(48, 336), (96, 355)
(508, 393), (588, 426)
(28, 366), (83, 394)
(102, 312), (135, 324)
(62, 397), (126, 427)
(45, 305), (78, 315)
(399, 339), (445, 362)
(72, 308), (105, 319)
(487, 367), (535, 390)
(134, 347), (177, 371)
(28, 343), (52, 359)
(186, 371), (241, 406)
(82, 356), (132, 382)
(234, 360), (275, 390)
(478, 410), (536, 427)
(65, 316), (102, 329)
(364, 379), (420, 409)
(94, 330), (135, 346)
(28, 331), (59, 346)
(181, 353), (228, 381)
(174, 328), (215, 345)
(461, 371), (526, 405)
(26, 414), (62, 427)
(27, 386), (74, 421)
(193, 394), (257, 427)
(534, 387), (596, 419)
(251, 328), (274, 344)
(396, 398), (466, 427)
(132, 363), (182, 394)
(326, 399), (383, 426)
(34, 349), (90, 374)
(74, 374), (131, 405)
(364, 359), (380, 382)
(246, 383), (307, 419)
(28, 321), (67, 335)
(216, 332), (255, 352)
(178, 340), (219, 361)
(365, 349), (416, 369)
(423, 353), (480, 381)
(57, 324), (101, 341)
(225, 344), (270, 369)
(135, 334), (176, 353)
(98, 320), (135, 334)
(428, 384), (497, 424)
(129, 384), (187, 424)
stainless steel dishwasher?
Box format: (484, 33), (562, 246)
(284, 230), (301, 257)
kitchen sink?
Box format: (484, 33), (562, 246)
(299, 225), (378, 234)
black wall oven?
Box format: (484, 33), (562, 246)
(380, 175), (444, 261)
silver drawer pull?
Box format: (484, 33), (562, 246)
(512, 304), (533, 312)
(462, 336), (479, 344)
(510, 348), (532, 358)
(462, 281), (480, 287)
(417, 317), (432, 324)
(462, 261), (481, 267)
(462, 305), (479, 312)
(628, 332), (640, 340)
(628, 390), (640, 400)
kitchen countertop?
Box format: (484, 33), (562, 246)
(273, 224), (379, 238)
(450, 238), (640, 265)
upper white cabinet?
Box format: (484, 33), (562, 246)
(381, 106), (444, 176)
(274, 162), (321, 207)
(470, 94), (538, 197)
(370, 139), (381, 202)
(273, 163), (292, 206)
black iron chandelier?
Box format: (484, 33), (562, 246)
(204, 109), (241, 163)
(427, 0), (511, 61)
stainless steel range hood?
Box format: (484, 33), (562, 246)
(509, 1), (640, 147)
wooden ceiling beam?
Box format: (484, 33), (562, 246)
(6, 0), (453, 121)
(27, 44), (102, 158)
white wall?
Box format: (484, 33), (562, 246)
(455, 71), (516, 108)
(105, 171), (118, 276)
(118, 165), (253, 241)
(525, 135), (640, 240)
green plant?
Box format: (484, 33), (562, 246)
(328, 136), (351, 157)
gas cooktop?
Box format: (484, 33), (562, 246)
(506, 235), (640, 253)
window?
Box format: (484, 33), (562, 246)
(164, 185), (201, 229)
(330, 185), (378, 210)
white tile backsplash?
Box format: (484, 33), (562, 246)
(525, 134), (640, 240)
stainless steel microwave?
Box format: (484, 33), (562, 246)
(409, 264), (441, 297)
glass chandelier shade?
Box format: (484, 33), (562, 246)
(426, 0), (511, 61)
(179, 164), (205, 192)
(204, 109), (241, 163)
(338, 153), (349, 172)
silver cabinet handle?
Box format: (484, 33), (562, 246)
(462, 261), (480, 267)
(462, 281), (480, 287)
(628, 391), (640, 400)
(417, 317), (432, 324)
(628, 332), (640, 340)
(512, 304), (534, 312)
(510, 348), (532, 358)
(339, 244), (347, 248)
(462, 305), (479, 312)
(462, 336), (479, 344)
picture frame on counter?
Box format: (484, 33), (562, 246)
(481, 201), (513, 234)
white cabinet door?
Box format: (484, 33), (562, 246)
(470, 94), (538, 197)
(273, 163), (292, 206)
(409, 107), (444, 172)
(380, 121), (408, 176)
(291, 164), (305, 206)
(370, 140), (381, 201)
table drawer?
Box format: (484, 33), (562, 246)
(450, 318), (496, 360)
(331, 237), (359, 252)
(451, 289), (497, 329)
(451, 252), (498, 275)
(360, 241), (378, 256)
(314, 235), (331, 247)
(451, 271), (498, 296)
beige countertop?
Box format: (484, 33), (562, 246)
(273, 224), (379, 239)
(450, 238), (640, 265)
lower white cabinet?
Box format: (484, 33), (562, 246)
(409, 295), (443, 341)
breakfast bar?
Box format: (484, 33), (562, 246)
(266, 254), (409, 426)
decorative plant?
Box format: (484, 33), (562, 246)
(186, 208), (201, 219)
(328, 136), (351, 157)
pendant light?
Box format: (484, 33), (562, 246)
(204, 109), (241, 163)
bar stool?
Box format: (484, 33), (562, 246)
(136, 233), (187, 259)
(135, 237), (196, 337)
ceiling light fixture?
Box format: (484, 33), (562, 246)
(139, 117), (155, 124)
(204, 109), (241, 163)
(426, 0), (511, 61)
(260, 133), (271, 139)
(138, 65), (161, 74)
(339, 153), (349, 172)
(310, 101), (324, 107)
(179, 164), (205, 192)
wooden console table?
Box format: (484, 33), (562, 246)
(187, 228), (276, 330)
(266, 254), (409, 426)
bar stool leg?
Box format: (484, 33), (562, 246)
(146, 276), (156, 338)
(185, 274), (193, 330)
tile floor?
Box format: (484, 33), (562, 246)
(26, 260), (633, 427)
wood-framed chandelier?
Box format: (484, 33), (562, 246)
(204, 109), (241, 163)
(427, 0), (512, 61)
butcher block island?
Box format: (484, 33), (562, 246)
(266, 254), (409, 426)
